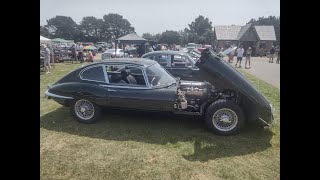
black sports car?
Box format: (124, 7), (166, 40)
(45, 50), (275, 135)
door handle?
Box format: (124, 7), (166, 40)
(107, 89), (117, 92)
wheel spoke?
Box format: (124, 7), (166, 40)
(74, 99), (95, 120)
(212, 108), (238, 132)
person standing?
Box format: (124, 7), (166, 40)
(49, 45), (54, 64)
(87, 51), (94, 62)
(79, 43), (84, 63)
(71, 43), (77, 64)
(276, 47), (280, 64)
(156, 44), (162, 51)
(228, 48), (235, 63)
(245, 47), (252, 69)
(235, 45), (244, 68)
(43, 45), (51, 74)
(220, 47), (224, 53)
(269, 46), (275, 63)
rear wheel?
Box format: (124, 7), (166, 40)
(205, 99), (244, 135)
(70, 99), (101, 123)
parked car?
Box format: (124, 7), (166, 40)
(95, 42), (108, 47)
(82, 42), (94, 46)
(45, 54), (275, 135)
(145, 47), (237, 80)
(187, 49), (201, 61)
(142, 51), (199, 81)
(101, 49), (126, 59)
(186, 43), (199, 50)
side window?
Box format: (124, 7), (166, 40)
(105, 65), (147, 86)
(80, 66), (105, 82)
(154, 54), (170, 67)
(144, 55), (154, 60)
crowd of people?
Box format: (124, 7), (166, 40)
(40, 42), (98, 74)
(224, 45), (280, 69)
(41, 41), (280, 75)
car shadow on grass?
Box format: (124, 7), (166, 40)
(40, 107), (273, 162)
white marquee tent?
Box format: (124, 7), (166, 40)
(40, 36), (51, 43)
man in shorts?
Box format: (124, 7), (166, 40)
(245, 47), (252, 69)
(43, 44), (51, 74)
(269, 46), (275, 63)
(235, 45), (244, 68)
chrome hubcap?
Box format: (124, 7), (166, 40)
(212, 108), (238, 131)
(74, 99), (95, 120)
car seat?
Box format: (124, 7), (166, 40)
(120, 70), (137, 84)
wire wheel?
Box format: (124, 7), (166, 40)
(74, 99), (95, 120)
(212, 108), (238, 132)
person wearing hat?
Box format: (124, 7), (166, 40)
(42, 44), (51, 74)
(245, 47), (252, 69)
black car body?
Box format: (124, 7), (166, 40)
(45, 55), (275, 135)
(195, 49), (275, 126)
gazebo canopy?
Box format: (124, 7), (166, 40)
(116, 33), (146, 44)
(40, 36), (51, 43)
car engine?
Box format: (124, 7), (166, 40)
(176, 81), (214, 112)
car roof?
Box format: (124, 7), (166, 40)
(142, 50), (189, 57)
(80, 58), (157, 68)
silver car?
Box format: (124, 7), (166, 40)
(101, 49), (126, 59)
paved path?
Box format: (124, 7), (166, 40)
(224, 56), (280, 89)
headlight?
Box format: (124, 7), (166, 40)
(270, 104), (275, 114)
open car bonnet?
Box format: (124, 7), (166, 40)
(195, 48), (271, 108)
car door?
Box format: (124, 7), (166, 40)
(103, 65), (176, 111)
(79, 65), (111, 107)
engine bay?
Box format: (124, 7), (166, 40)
(175, 81), (214, 113)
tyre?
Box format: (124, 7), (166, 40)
(205, 99), (244, 135)
(70, 99), (101, 123)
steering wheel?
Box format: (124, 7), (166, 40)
(150, 76), (160, 86)
(150, 77), (156, 86)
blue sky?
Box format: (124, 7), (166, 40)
(40, 0), (280, 35)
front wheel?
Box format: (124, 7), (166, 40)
(70, 99), (101, 123)
(205, 99), (244, 135)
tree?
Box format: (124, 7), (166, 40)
(178, 29), (189, 46)
(80, 16), (104, 42)
(248, 16), (280, 45)
(187, 15), (213, 36)
(102, 13), (135, 41)
(142, 33), (154, 41)
(159, 30), (181, 45)
(199, 30), (214, 45)
(154, 33), (162, 42)
(46, 15), (78, 40)
(40, 26), (50, 38)
(187, 32), (199, 44)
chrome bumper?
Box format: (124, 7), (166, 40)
(44, 90), (74, 99)
(258, 104), (276, 127)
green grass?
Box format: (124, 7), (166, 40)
(40, 63), (280, 180)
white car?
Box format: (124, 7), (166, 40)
(101, 49), (126, 59)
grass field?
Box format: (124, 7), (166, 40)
(40, 62), (280, 180)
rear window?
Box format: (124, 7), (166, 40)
(80, 66), (105, 82)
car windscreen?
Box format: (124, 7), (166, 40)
(184, 54), (197, 65)
(146, 63), (176, 86)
